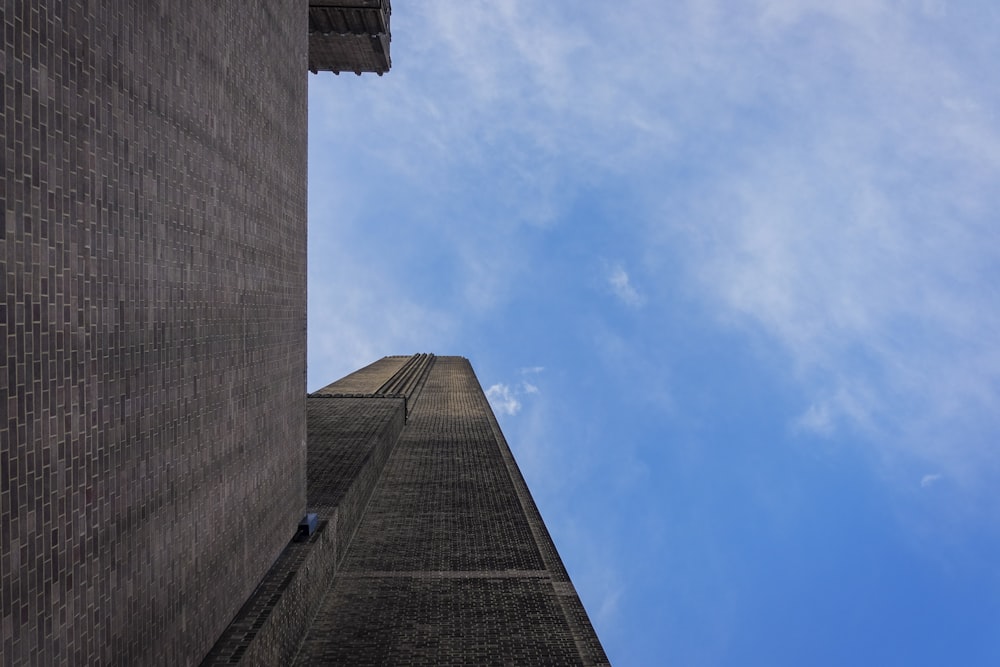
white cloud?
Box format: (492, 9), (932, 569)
(793, 402), (834, 437)
(485, 378), (545, 417)
(307, 276), (454, 391)
(686, 127), (1000, 478)
(921, 473), (943, 488)
(304, 155), (458, 389)
(486, 383), (522, 416)
(608, 265), (644, 307)
(633, 2), (1000, 487)
(595, 579), (624, 630)
(308, 0), (1000, 495)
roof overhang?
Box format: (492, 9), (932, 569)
(308, 1), (392, 75)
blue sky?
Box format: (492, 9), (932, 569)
(306, 2), (1000, 664)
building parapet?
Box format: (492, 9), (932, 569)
(308, 0), (392, 75)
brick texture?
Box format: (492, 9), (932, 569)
(205, 395), (407, 664)
(1, 2), (307, 664)
(311, 355), (409, 395)
(201, 520), (337, 667)
(308, 1), (392, 75)
(307, 396), (406, 560)
(294, 357), (610, 666)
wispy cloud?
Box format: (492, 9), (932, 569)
(793, 402), (834, 437)
(921, 473), (943, 488)
(485, 383), (522, 416)
(607, 265), (644, 308)
(310, 0), (1000, 480)
(485, 379), (544, 417)
(307, 276), (455, 391)
(634, 2), (1000, 487)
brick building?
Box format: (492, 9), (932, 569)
(2, 2), (606, 664)
(204, 355), (609, 665)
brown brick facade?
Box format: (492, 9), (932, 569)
(1, 2), (308, 664)
(207, 357), (609, 664)
(294, 357), (610, 665)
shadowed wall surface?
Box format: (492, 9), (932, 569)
(1, 2), (307, 664)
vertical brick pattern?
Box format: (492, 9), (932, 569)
(294, 357), (610, 666)
(311, 355), (409, 395)
(1, 2), (307, 665)
(204, 396), (406, 664)
(306, 396), (406, 564)
(201, 519), (338, 667)
(297, 575), (584, 666)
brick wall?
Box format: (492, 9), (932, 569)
(307, 396), (406, 560)
(1, 2), (307, 664)
(204, 395), (407, 664)
(294, 357), (610, 665)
